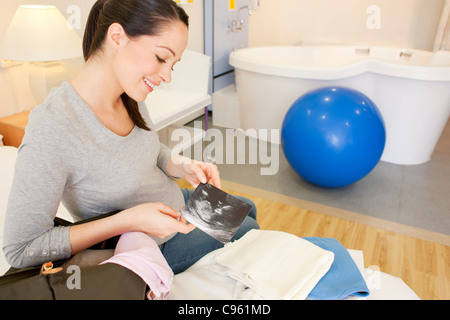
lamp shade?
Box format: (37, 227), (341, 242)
(0, 5), (82, 62)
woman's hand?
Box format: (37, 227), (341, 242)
(69, 202), (195, 256)
(123, 202), (196, 238)
(166, 154), (221, 189)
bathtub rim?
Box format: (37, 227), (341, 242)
(229, 45), (450, 82)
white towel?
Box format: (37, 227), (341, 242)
(214, 229), (334, 300)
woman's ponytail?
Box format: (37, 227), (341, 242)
(83, 0), (107, 61)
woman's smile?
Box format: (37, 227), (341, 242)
(144, 77), (158, 92)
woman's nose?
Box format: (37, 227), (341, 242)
(160, 66), (172, 84)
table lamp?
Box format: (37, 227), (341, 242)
(0, 5), (83, 104)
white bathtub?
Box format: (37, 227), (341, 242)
(229, 46), (450, 165)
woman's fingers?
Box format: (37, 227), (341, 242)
(155, 203), (196, 234)
(154, 202), (180, 219)
(200, 162), (221, 189)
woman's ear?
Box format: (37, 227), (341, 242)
(107, 22), (127, 48)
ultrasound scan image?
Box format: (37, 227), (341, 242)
(181, 183), (252, 244)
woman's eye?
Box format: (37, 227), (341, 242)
(156, 55), (166, 64)
(156, 55), (174, 71)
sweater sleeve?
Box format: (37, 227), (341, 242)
(3, 106), (82, 268)
(157, 142), (173, 175)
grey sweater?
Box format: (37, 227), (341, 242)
(3, 82), (184, 268)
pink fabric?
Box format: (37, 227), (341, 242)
(100, 232), (173, 300)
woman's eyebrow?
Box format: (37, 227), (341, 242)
(157, 45), (176, 57)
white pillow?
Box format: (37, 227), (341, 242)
(0, 146), (18, 275)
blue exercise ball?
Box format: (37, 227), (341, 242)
(281, 86), (386, 188)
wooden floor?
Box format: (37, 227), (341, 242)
(177, 179), (450, 300)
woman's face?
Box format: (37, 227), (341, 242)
(112, 20), (189, 102)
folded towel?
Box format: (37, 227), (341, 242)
(214, 229), (334, 300)
(100, 232), (173, 300)
(304, 237), (370, 300)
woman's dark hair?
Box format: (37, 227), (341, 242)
(83, 0), (189, 131)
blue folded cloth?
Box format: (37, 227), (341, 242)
(303, 237), (370, 300)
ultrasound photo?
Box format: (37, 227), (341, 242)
(181, 183), (253, 244)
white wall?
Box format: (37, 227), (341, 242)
(0, 0), (447, 117)
(248, 0), (283, 46)
(249, 0), (445, 50)
(180, 1), (205, 53)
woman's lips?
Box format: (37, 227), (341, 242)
(144, 78), (157, 92)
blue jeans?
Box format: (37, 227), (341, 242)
(160, 188), (259, 274)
